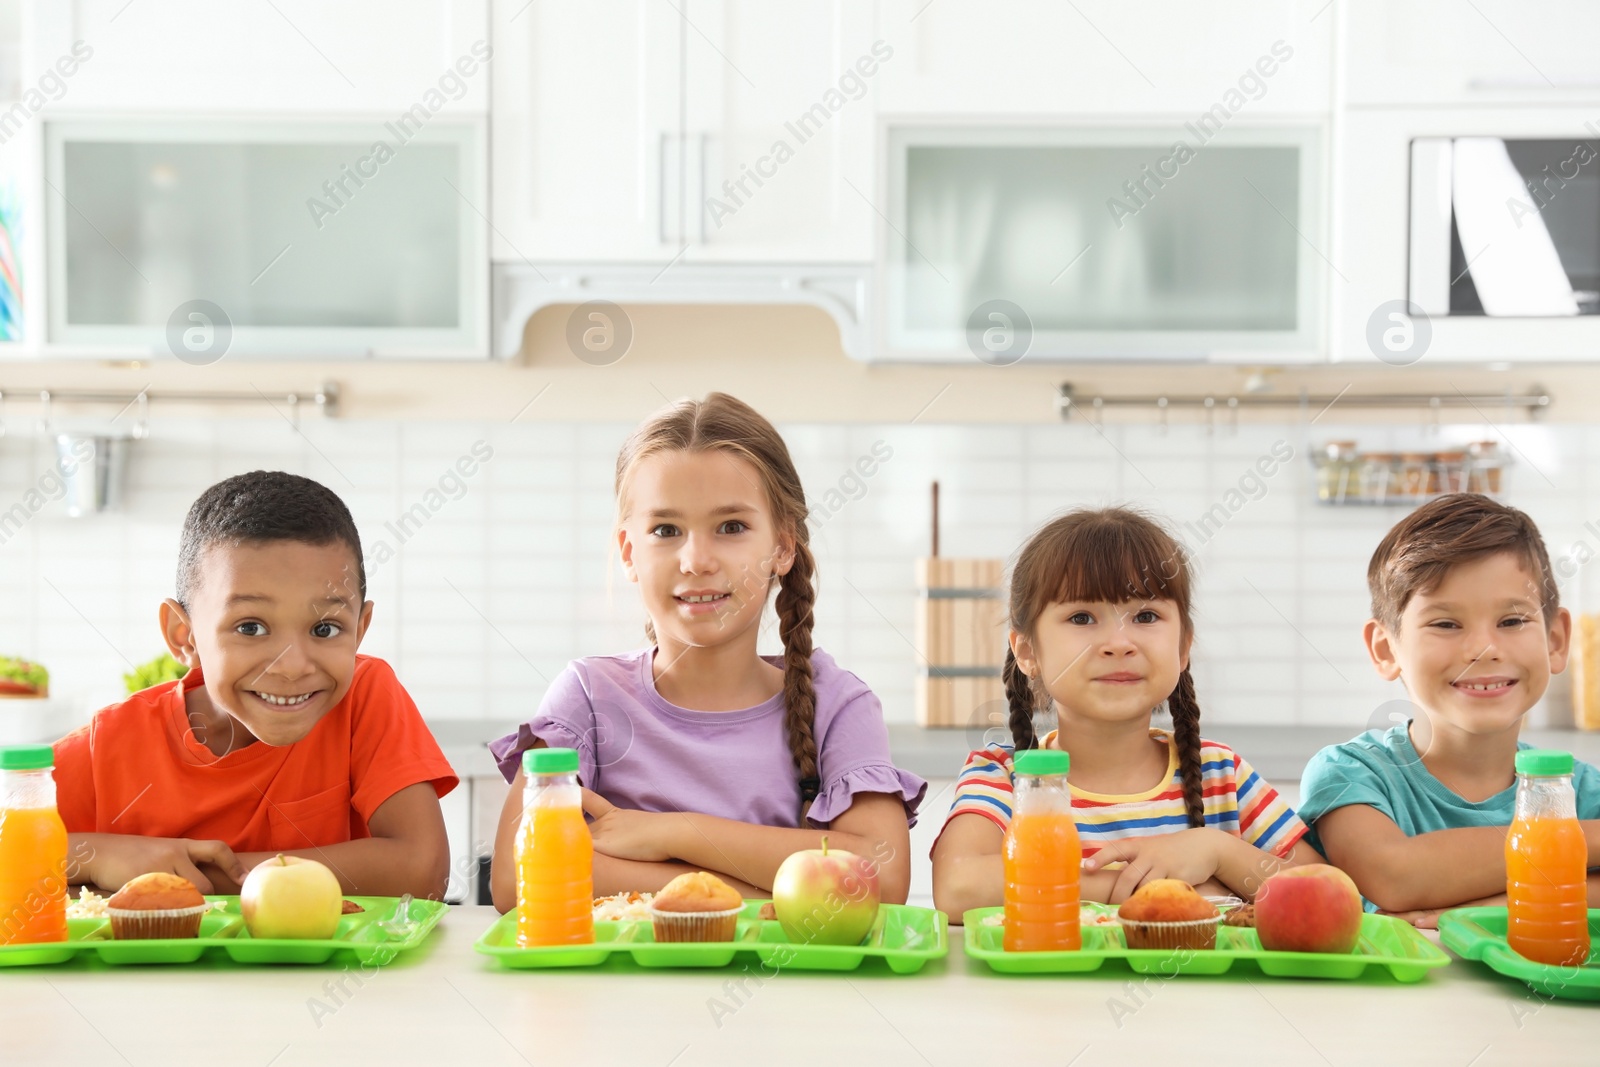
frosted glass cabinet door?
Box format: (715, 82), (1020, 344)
(45, 119), (488, 358)
(882, 125), (1324, 361)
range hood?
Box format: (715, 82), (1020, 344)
(492, 262), (871, 360)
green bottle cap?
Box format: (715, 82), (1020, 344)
(1515, 749), (1574, 777)
(1014, 749), (1070, 776)
(523, 747), (579, 775)
(0, 745), (55, 771)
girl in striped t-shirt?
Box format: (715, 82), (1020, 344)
(931, 507), (1318, 918)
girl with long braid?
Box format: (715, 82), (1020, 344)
(488, 393), (924, 909)
(932, 507), (1317, 918)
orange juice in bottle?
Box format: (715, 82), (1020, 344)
(516, 747), (594, 947)
(1004, 748), (1081, 952)
(0, 745), (69, 945)
(1505, 749), (1591, 968)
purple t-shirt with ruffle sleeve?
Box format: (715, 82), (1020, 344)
(489, 647), (926, 829)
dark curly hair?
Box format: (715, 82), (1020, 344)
(176, 471), (365, 609)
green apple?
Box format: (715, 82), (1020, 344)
(772, 836), (881, 946)
(241, 854), (343, 940)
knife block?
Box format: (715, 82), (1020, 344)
(915, 558), (1008, 728)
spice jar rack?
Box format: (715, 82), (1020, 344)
(1313, 440), (1506, 506)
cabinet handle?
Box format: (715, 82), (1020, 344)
(697, 133), (709, 244)
(658, 130), (671, 245)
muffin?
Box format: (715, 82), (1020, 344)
(1222, 903), (1256, 928)
(649, 872), (743, 943)
(106, 873), (210, 940)
(1116, 879), (1221, 951)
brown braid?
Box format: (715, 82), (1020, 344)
(776, 540), (821, 811)
(1003, 648), (1038, 751)
(1167, 667), (1206, 828)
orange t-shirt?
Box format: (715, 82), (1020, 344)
(52, 654), (458, 853)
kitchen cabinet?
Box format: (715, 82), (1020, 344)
(874, 0), (1333, 117)
(678, 0), (877, 261)
(876, 122), (1327, 362)
(1343, 0), (1600, 108)
(489, 0), (874, 263)
(1334, 106), (1600, 363)
(488, 0), (682, 262)
(43, 118), (489, 359)
(25, 0), (491, 114)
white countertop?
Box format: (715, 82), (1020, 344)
(0, 906), (1587, 1066)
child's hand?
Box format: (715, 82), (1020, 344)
(1082, 830), (1225, 904)
(1380, 892), (1508, 929)
(582, 790), (675, 862)
(76, 833), (248, 894)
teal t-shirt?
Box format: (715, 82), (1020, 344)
(1299, 723), (1600, 856)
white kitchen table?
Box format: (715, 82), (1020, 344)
(0, 906), (1589, 1066)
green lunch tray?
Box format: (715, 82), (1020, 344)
(476, 900), (947, 973)
(1438, 907), (1600, 1002)
(964, 903), (1450, 981)
(0, 896), (445, 967)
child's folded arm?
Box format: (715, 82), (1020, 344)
(931, 813), (1003, 918)
(1084, 829), (1320, 903)
(227, 782), (451, 900)
(1210, 834), (1322, 899)
(589, 855), (763, 901)
(609, 792), (913, 904)
(66, 832), (248, 894)
(1317, 803), (1509, 911)
(485, 768), (767, 911)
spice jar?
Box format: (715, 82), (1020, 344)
(1435, 451), (1467, 494)
(1317, 441), (1359, 502)
(1467, 440), (1503, 494)
(1398, 453), (1430, 498)
(1360, 453), (1397, 503)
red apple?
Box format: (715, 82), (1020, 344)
(240, 855), (343, 940)
(772, 836), (881, 946)
(1255, 864), (1364, 954)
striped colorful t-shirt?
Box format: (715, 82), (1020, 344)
(936, 728), (1308, 860)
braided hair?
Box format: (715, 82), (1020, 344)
(1166, 667), (1206, 828)
(1004, 507), (1206, 827)
(1003, 646), (1039, 752)
(617, 393), (820, 817)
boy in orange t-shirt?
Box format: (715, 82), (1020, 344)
(53, 471), (458, 898)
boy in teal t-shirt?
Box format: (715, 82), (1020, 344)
(1300, 494), (1600, 925)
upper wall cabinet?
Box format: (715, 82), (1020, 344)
(1343, 0), (1600, 107)
(489, 0), (681, 263)
(43, 119), (490, 360)
(489, 0), (876, 263)
(25, 1), (491, 113)
(873, 0), (1333, 116)
(679, 0), (877, 261)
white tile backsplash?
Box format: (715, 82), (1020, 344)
(1, 416), (1592, 737)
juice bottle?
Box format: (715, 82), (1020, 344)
(0, 745), (69, 945)
(515, 747), (594, 947)
(1505, 749), (1591, 968)
(1003, 748), (1081, 952)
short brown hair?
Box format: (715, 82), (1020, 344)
(1367, 493), (1557, 632)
